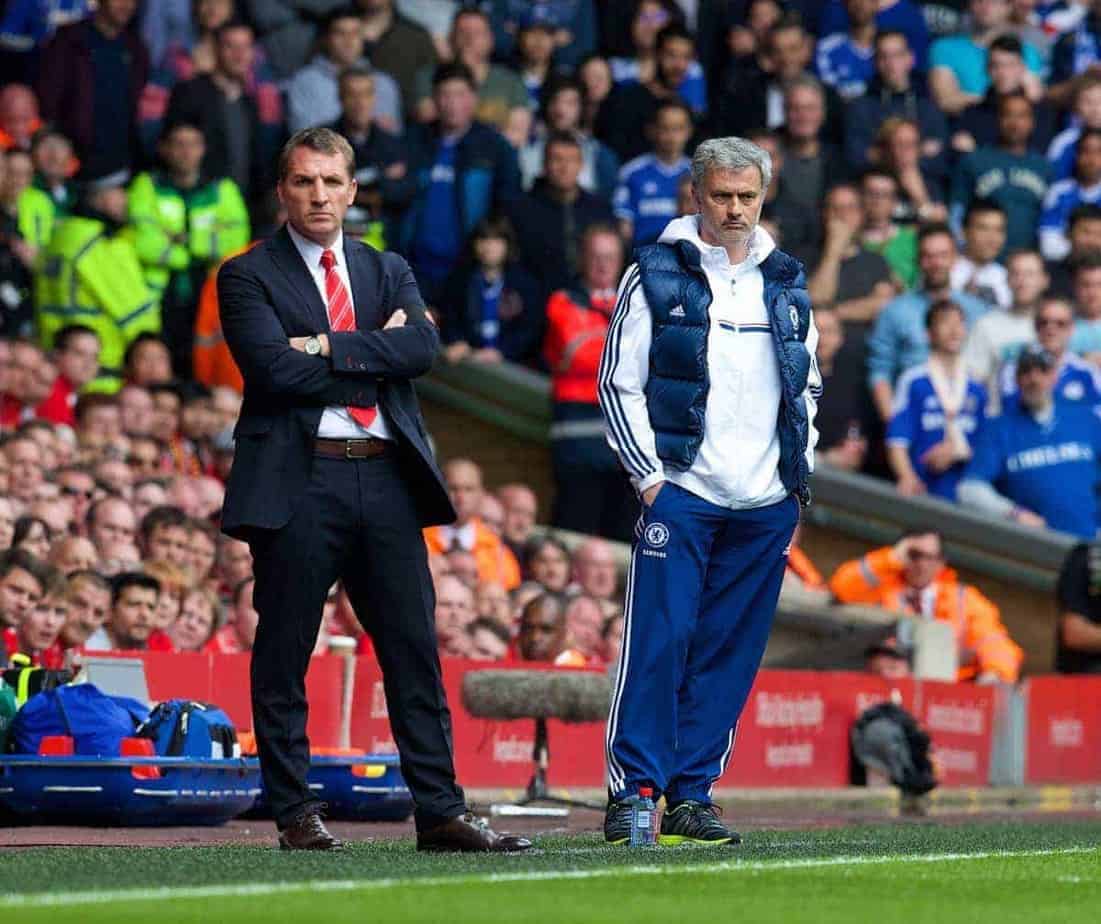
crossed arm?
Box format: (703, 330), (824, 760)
(218, 259), (440, 406)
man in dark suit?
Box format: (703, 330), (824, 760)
(217, 127), (531, 853)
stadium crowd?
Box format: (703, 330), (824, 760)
(4, 0), (1101, 677)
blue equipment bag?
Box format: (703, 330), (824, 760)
(10, 684), (149, 755)
(136, 700), (240, 758)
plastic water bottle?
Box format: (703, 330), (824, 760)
(629, 787), (657, 847)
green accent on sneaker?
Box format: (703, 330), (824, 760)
(658, 801), (741, 846)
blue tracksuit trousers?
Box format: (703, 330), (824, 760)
(605, 483), (799, 803)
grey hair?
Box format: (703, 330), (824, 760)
(691, 137), (772, 191)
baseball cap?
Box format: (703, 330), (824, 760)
(1016, 344), (1055, 374)
(519, 5), (560, 30)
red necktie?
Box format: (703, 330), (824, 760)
(321, 248), (376, 428)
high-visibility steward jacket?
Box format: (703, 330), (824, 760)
(787, 545), (825, 591)
(34, 215), (159, 391)
(829, 546), (1023, 682)
(192, 242), (254, 393)
(543, 287), (613, 405)
(16, 185), (59, 250)
(127, 171), (250, 301)
(423, 519), (522, 590)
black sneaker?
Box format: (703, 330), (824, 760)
(658, 801), (741, 846)
(603, 798), (635, 845)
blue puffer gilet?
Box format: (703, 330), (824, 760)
(635, 238), (814, 504)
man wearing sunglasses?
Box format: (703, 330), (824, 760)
(830, 529), (1022, 684)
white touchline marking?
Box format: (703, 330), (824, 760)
(1, 847), (1097, 909)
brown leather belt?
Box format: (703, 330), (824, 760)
(314, 437), (391, 459)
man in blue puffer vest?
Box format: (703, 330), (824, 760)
(598, 136), (821, 847)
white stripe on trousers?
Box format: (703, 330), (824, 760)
(605, 542), (639, 794)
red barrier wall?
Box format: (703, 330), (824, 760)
(95, 654), (1017, 788)
(1024, 676), (1101, 783)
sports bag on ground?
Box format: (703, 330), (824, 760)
(9, 684), (149, 755)
(136, 700), (240, 758)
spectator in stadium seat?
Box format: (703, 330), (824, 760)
(439, 215), (543, 365)
(960, 344), (1101, 537)
(37, 0), (149, 181)
(467, 617), (509, 661)
(597, 23), (700, 165)
(474, 580), (512, 634)
(830, 529), (1022, 683)
(206, 576), (259, 653)
(0, 340), (48, 430)
(167, 586), (220, 652)
(164, 21), (271, 207)
(86, 497), (137, 559)
(401, 62), (521, 304)
(1048, 205), (1101, 300)
(577, 53), (613, 132)
(877, 116), (947, 227)
(49, 537), (98, 576)
(951, 93), (1050, 252)
(57, 569), (111, 650)
(601, 610), (624, 663)
(424, 458), (522, 590)
(1047, 75), (1101, 185)
(844, 31), (947, 182)
(18, 128), (76, 255)
(139, 505), (192, 574)
(929, 0), (1043, 117)
(1039, 130), (1101, 263)
(858, 168), (918, 290)
(886, 299), (987, 500)
(413, 7), (527, 135)
(3, 565), (66, 668)
(513, 7), (566, 109)
(446, 549), (479, 590)
(35, 326), (101, 429)
(525, 535), (571, 593)
(477, 494), (505, 537)
(132, 478), (169, 523)
(507, 131), (614, 296)
(287, 8), (402, 135)
(815, 0), (877, 103)
(84, 571), (161, 651)
(614, 98), (692, 249)
(359, 0), (439, 117)
(712, 15), (845, 149)
(563, 592), (605, 661)
(571, 538), (619, 606)
(125, 336), (174, 388)
(807, 183), (896, 336)
(951, 34), (1055, 158)
(98, 541), (144, 576)
(489, 0), (596, 72)
(520, 77), (620, 200)
(497, 482), (538, 562)
(516, 592), (585, 664)
(867, 223), (989, 421)
(215, 536), (253, 595)
(543, 224), (636, 541)
(0, 84), (41, 151)
(952, 199), (1010, 309)
(964, 249), (1049, 402)
(434, 573), (476, 657)
(11, 515), (50, 561)
(1054, 541), (1101, 674)
(813, 306), (871, 473)
(3, 433), (44, 504)
(327, 66), (414, 252)
(1047, 0), (1101, 109)
(187, 518), (219, 587)
(777, 75), (848, 267)
(1067, 256), (1101, 362)
(0, 548), (47, 631)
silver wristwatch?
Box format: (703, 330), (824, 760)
(305, 336), (322, 356)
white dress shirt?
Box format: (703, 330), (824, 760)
(286, 223), (393, 440)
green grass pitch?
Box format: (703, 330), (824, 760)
(3, 820), (1100, 923)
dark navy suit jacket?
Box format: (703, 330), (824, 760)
(217, 226), (456, 539)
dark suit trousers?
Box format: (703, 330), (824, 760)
(248, 449), (466, 831)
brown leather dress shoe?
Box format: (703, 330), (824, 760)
(278, 810), (344, 851)
(416, 812), (533, 853)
